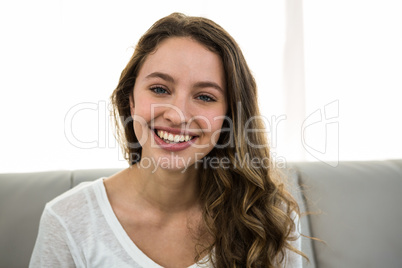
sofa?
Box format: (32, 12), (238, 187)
(1, 160), (401, 268)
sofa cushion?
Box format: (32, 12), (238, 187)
(0, 171), (71, 268)
(294, 160), (402, 268)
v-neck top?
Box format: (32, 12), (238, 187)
(29, 178), (302, 267)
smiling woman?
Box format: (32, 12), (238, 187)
(30, 13), (306, 268)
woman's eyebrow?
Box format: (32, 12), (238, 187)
(145, 72), (174, 83)
(145, 71), (224, 94)
(193, 81), (224, 94)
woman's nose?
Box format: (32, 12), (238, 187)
(162, 95), (192, 126)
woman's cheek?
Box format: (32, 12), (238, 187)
(205, 117), (223, 145)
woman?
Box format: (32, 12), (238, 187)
(30, 13), (306, 267)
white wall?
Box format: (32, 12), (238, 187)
(0, 1), (286, 172)
(303, 0), (402, 163)
(1, 0), (401, 173)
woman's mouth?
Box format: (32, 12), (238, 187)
(152, 128), (198, 152)
(154, 129), (196, 144)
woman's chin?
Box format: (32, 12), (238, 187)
(160, 164), (190, 172)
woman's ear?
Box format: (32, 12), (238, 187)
(129, 94), (135, 115)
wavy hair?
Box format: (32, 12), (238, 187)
(110, 12), (307, 267)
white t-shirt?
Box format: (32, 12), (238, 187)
(29, 178), (302, 268)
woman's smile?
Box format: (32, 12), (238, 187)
(151, 127), (198, 152)
(155, 130), (195, 143)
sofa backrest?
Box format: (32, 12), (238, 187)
(294, 160), (402, 268)
(2, 161), (401, 268)
(0, 169), (119, 268)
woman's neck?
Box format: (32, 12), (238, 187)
(128, 162), (201, 214)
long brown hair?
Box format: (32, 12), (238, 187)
(111, 12), (306, 267)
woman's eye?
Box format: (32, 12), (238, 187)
(197, 95), (215, 102)
(150, 86), (167, 94)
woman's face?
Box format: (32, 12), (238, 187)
(130, 37), (227, 171)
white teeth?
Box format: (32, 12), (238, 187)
(156, 130), (194, 143)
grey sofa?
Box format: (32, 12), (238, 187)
(1, 160), (401, 268)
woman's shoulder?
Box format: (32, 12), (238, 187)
(49, 178), (101, 203)
(44, 178), (105, 222)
